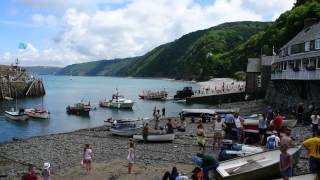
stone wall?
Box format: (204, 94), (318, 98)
(186, 92), (246, 105)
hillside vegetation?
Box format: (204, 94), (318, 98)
(57, 0), (320, 80)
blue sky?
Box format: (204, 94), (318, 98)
(0, 0), (295, 66)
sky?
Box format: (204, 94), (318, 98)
(0, 0), (296, 67)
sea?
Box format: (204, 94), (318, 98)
(0, 76), (206, 142)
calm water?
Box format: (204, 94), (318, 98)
(0, 76), (206, 142)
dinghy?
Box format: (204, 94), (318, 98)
(216, 146), (301, 180)
(4, 108), (28, 121)
(133, 133), (175, 142)
(111, 123), (143, 137)
(25, 108), (49, 119)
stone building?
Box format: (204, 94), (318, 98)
(245, 56), (273, 98)
(266, 20), (320, 111)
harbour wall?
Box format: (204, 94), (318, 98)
(186, 92), (247, 105)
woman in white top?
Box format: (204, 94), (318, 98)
(83, 144), (92, 175)
(212, 114), (226, 150)
(310, 111), (320, 137)
(127, 141), (135, 174)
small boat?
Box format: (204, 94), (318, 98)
(100, 90), (134, 109)
(25, 108), (49, 119)
(66, 101), (91, 115)
(4, 108), (28, 121)
(139, 89), (168, 100)
(242, 119), (298, 135)
(133, 133), (175, 142)
(111, 123), (143, 137)
(181, 108), (216, 117)
(104, 117), (150, 128)
(174, 87), (194, 100)
(219, 144), (263, 161)
(216, 146), (301, 180)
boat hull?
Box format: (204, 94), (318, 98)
(66, 107), (90, 115)
(100, 101), (134, 109)
(4, 111), (28, 121)
(216, 146), (301, 180)
(25, 109), (49, 119)
(133, 133), (175, 142)
(111, 126), (143, 137)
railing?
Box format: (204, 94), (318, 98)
(271, 69), (320, 80)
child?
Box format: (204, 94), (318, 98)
(127, 141), (135, 174)
(83, 144), (93, 175)
(279, 145), (292, 180)
(42, 162), (51, 180)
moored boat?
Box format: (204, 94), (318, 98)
(100, 91), (134, 109)
(66, 101), (91, 115)
(216, 146), (301, 180)
(25, 108), (49, 119)
(139, 89), (168, 100)
(133, 133), (175, 142)
(4, 108), (28, 121)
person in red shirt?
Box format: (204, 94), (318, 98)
(274, 111), (283, 136)
(21, 165), (38, 180)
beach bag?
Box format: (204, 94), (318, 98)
(267, 137), (276, 150)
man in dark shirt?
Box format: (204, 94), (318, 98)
(166, 119), (174, 134)
(21, 165), (37, 180)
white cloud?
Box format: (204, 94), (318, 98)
(1, 0), (295, 66)
(31, 14), (57, 25)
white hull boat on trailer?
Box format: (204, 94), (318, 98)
(4, 109), (28, 121)
(216, 146), (301, 180)
(133, 133), (175, 142)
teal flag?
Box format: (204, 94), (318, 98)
(18, 42), (27, 49)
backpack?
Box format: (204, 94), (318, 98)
(267, 136), (276, 150)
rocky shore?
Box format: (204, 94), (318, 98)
(0, 100), (312, 179)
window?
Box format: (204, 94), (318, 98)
(317, 57), (320, 69)
(283, 61), (287, 70)
(291, 43), (305, 54)
(310, 40), (315, 50)
(305, 41), (310, 51)
(316, 39), (320, 49)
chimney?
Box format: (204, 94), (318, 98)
(304, 18), (318, 29)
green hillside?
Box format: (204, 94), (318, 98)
(25, 66), (61, 75)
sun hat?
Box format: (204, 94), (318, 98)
(43, 162), (50, 169)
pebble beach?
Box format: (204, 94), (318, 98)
(0, 100), (312, 179)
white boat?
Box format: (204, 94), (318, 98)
(111, 124), (143, 137)
(100, 90), (134, 109)
(181, 109), (216, 116)
(104, 117), (151, 128)
(224, 145), (263, 157)
(4, 108), (28, 121)
(216, 146), (301, 180)
(133, 133), (175, 142)
(25, 108), (49, 119)
(243, 118), (297, 128)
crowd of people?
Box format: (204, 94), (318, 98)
(19, 104), (320, 180)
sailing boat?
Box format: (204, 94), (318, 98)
(4, 90), (28, 121)
(25, 96), (49, 119)
(69, 70), (73, 80)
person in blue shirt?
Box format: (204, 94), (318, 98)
(224, 113), (234, 139)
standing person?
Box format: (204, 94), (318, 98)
(311, 111), (319, 137)
(142, 123), (149, 143)
(153, 106), (157, 118)
(297, 103), (304, 124)
(279, 145), (292, 180)
(274, 111), (283, 136)
(234, 112), (243, 142)
(170, 167), (179, 180)
(42, 162), (51, 180)
(258, 113), (268, 145)
(155, 110), (161, 130)
(83, 144), (93, 175)
(266, 131), (280, 150)
(162, 107), (166, 119)
(166, 119), (174, 134)
(224, 113), (234, 139)
(266, 106), (274, 126)
(197, 123), (205, 150)
(280, 131), (293, 147)
(21, 165), (38, 180)
(212, 115), (226, 150)
(303, 129), (320, 178)
(127, 141), (135, 174)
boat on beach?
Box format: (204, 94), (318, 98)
(104, 117), (150, 128)
(216, 146), (301, 180)
(66, 101), (91, 115)
(4, 108), (28, 121)
(133, 133), (175, 142)
(138, 89), (168, 100)
(111, 123), (144, 137)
